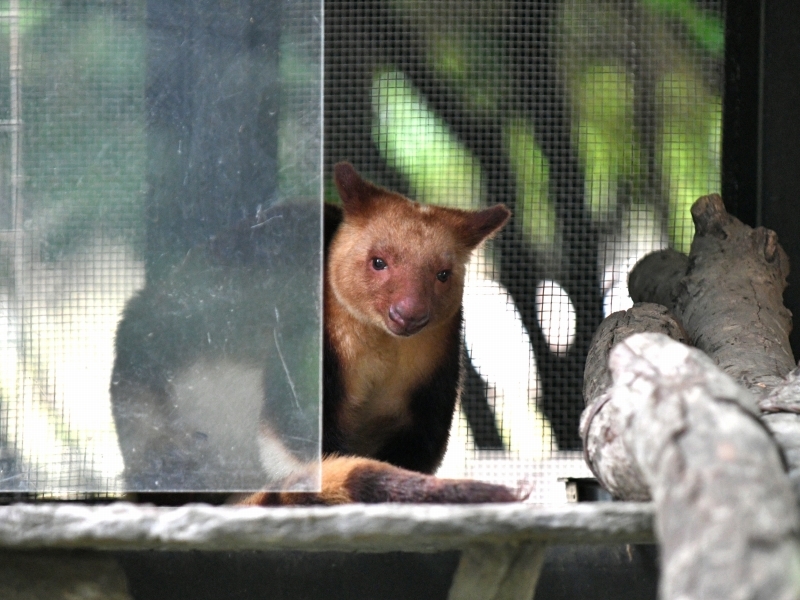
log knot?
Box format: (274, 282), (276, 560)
(763, 228), (780, 263)
(690, 194), (731, 239)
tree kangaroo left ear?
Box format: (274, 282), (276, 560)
(333, 162), (387, 218)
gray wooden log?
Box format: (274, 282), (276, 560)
(629, 193), (795, 393)
(581, 303), (689, 500)
(628, 194), (800, 497)
(588, 195), (800, 597)
(0, 502), (653, 600)
(757, 368), (800, 498)
(0, 502), (655, 552)
(583, 302), (690, 406)
(583, 332), (800, 600)
(628, 249), (688, 309)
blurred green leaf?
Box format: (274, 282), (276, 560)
(504, 118), (556, 250)
(572, 65), (641, 222)
(0, 1), (51, 35)
(372, 68), (481, 209)
(21, 10), (146, 257)
(428, 29), (502, 113)
(641, 0), (724, 56)
(657, 71), (721, 253)
(391, 0), (505, 113)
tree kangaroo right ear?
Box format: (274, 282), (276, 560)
(455, 204), (512, 249)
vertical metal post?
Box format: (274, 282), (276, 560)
(0, 0), (25, 480)
(0, 0), (23, 228)
(722, 0), (761, 228)
(756, 0), (800, 357)
(9, 0), (21, 230)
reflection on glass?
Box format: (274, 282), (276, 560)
(0, 0), (321, 494)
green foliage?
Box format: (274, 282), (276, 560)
(428, 29), (504, 113)
(641, 0), (724, 56)
(278, 31), (323, 200)
(0, 1), (51, 35)
(17, 6), (146, 257)
(392, 0), (506, 113)
(657, 71), (721, 253)
(372, 68), (481, 209)
(504, 118), (556, 250)
(572, 65), (641, 223)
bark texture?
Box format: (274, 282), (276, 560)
(584, 333), (800, 600)
(0, 502), (655, 551)
(584, 194), (800, 599)
(627, 249), (688, 310)
(581, 303), (688, 500)
(630, 193), (795, 392)
(630, 194), (800, 492)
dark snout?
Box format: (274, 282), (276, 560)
(388, 298), (430, 336)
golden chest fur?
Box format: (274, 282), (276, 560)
(326, 294), (453, 456)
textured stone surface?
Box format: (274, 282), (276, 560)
(0, 502), (654, 553)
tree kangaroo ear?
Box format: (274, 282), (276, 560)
(333, 162), (386, 218)
(456, 204), (511, 249)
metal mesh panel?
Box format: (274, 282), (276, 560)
(326, 0), (723, 503)
(0, 0), (146, 495)
(0, 0), (720, 500)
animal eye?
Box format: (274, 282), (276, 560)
(437, 270), (451, 283)
(372, 257), (387, 271)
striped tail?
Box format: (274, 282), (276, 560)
(239, 455), (520, 506)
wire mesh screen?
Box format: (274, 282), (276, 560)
(0, 0), (146, 494)
(326, 0), (723, 503)
(0, 0), (322, 494)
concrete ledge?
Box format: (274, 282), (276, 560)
(0, 502), (654, 553)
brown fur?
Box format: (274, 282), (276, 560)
(240, 455), (518, 505)
(325, 164), (508, 458)
(244, 163), (516, 505)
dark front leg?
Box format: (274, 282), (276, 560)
(375, 327), (463, 474)
(373, 420), (454, 475)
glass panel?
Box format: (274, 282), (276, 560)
(0, 0), (322, 494)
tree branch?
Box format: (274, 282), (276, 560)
(584, 333), (800, 599)
(584, 194), (800, 598)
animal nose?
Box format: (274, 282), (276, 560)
(388, 301), (430, 335)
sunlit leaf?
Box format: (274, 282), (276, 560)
(641, 0), (724, 56)
(372, 68), (481, 209)
(504, 118), (556, 249)
(0, 1), (50, 35)
(572, 65), (640, 222)
(657, 71), (722, 253)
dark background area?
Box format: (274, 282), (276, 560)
(723, 0), (800, 357)
(116, 545), (659, 600)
